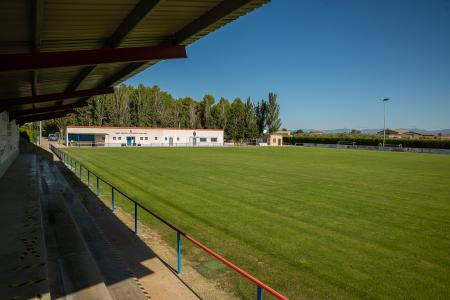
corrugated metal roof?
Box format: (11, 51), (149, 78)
(0, 0), (270, 123)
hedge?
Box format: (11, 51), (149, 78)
(283, 136), (450, 149)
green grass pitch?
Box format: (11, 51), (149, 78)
(62, 147), (450, 299)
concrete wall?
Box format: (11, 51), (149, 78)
(0, 111), (19, 178)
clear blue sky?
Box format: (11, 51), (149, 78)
(126, 0), (450, 130)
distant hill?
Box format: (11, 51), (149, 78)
(431, 129), (450, 135)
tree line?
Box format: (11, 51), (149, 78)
(45, 84), (282, 141)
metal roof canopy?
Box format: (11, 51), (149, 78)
(0, 0), (269, 124)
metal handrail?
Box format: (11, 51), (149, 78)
(49, 144), (288, 300)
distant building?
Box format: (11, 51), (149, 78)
(268, 134), (283, 146)
(65, 126), (224, 147)
(377, 129), (436, 139)
(258, 134), (284, 146)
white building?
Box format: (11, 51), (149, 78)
(65, 126), (224, 147)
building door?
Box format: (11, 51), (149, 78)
(193, 137), (197, 146)
(278, 138), (281, 146)
(127, 136), (132, 146)
(169, 137), (173, 146)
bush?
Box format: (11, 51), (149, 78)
(283, 136), (450, 149)
(19, 124), (36, 142)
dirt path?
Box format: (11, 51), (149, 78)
(114, 208), (238, 300)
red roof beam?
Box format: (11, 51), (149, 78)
(0, 45), (187, 72)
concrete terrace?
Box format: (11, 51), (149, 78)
(0, 148), (199, 299)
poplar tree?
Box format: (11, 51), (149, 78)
(227, 98), (245, 141)
(244, 98), (258, 138)
(266, 92), (281, 133)
(200, 94), (215, 128)
(256, 100), (267, 135)
(212, 97), (230, 130)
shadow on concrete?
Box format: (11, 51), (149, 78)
(0, 154), (50, 300)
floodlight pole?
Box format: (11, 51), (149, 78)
(39, 121), (42, 146)
(381, 98), (390, 147)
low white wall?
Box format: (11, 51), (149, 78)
(0, 111), (19, 178)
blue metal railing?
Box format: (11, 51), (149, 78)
(50, 144), (288, 300)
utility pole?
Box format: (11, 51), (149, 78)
(381, 98), (390, 147)
(39, 121), (42, 146)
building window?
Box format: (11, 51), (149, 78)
(211, 138), (217, 142)
(140, 137), (143, 140)
(113, 137), (116, 140)
(118, 137), (121, 140)
(145, 137), (148, 140)
(165, 137), (167, 141)
(155, 137), (158, 140)
(177, 137), (180, 141)
(200, 138), (207, 142)
(102, 137), (105, 141)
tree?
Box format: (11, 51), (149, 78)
(177, 97), (196, 128)
(212, 97), (230, 130)
(92, 94), (110, 126)
(266, 92), (281, 133)
(200, 94), (215, 128)
(109, 84), (130, 125)
(187, 98), (198, 128)
(128, 84), (146, 126)
(227, 98), (245, 141)
(256, 100), (267, 135)
(244, 98), (258, 139)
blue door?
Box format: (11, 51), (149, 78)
(126, 136), (132, 146)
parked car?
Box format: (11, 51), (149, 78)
(48, 133), (58, 141)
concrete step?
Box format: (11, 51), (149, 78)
(38, 158), (114, 300)
(40, 158), (147, 300)
(0, 154), (50, 300)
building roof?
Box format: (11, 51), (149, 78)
(0, 0), (269, 124)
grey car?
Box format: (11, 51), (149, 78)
(48, 134), (58, 141)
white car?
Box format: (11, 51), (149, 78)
(48, 134), (58, 141)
